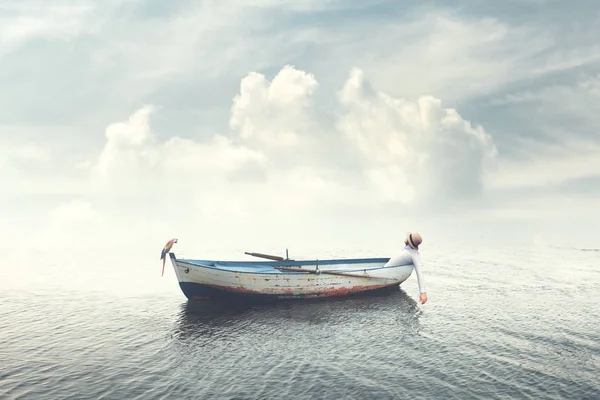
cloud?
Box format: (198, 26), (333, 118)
(88, 104), (268, 194)
(0, 2), (95, 53)
(229, 66), (319, 147)
(484, 73), (600, 183)
(82, 65), (498, 221)
(579, 74), (600, 97)
(315, 13), (552, 104)
(337, 68), (498, 206)
(490, 73), (600, 108)
(92, 105), (157, 180)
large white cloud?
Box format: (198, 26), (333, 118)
(82, 66), (498, 218)
(89, 104), (268, 194)
(337, 68), (498, 206)
(229, 66), (319, 147)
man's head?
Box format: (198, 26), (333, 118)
(405, 232), (423, 250)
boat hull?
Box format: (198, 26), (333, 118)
(169, 253), (414, 301)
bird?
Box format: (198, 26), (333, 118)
(160, 238), (178, 276)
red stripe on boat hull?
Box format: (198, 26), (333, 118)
(179, 281), (400, 301)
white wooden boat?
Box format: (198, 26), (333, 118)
(167, 249), (415, 301)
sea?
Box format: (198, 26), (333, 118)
(1, 239), (599, 399)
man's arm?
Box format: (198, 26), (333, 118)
(412, 252), (428, 304)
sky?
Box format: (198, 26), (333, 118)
(1, 0), (600, 273)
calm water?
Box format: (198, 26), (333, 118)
(1, 241), (599, 399)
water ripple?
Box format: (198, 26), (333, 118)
(1, 244), (600, 399)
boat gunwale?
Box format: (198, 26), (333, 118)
(173, 254), (391, 265)
(172, 255), (412, 275)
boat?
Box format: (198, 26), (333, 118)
(166, 245), (416, 301)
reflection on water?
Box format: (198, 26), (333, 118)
(173, 287), (421, 342)
(164, 287), (428, 399)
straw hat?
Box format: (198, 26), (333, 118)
(405, 232), (423, 250)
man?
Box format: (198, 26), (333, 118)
(384, 231), (428, 304)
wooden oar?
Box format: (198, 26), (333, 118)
(244, 251), (284, 261)
(275, 266), (375, 279)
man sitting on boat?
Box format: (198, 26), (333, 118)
(384, 232), (428, 304)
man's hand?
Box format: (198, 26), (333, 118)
(420, 292), (428, 304)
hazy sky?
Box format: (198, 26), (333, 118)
(1, 0), (599, 262)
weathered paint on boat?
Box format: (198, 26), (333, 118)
(168, 252), (414, 301)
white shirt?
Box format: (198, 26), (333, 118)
(384, 244), (426, 293)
